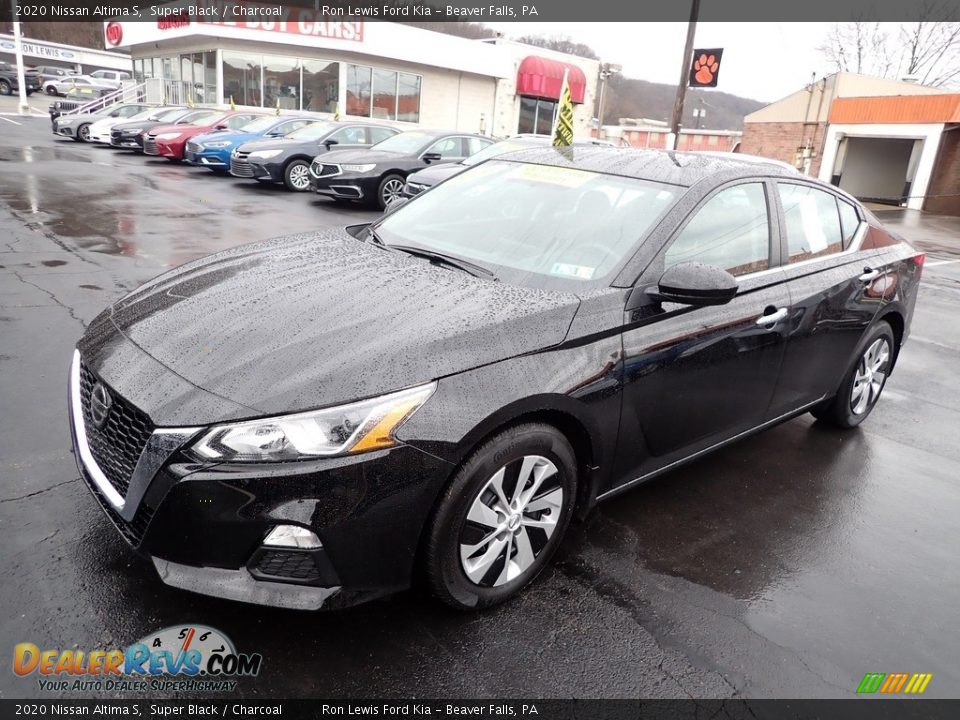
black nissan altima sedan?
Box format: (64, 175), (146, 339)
(69, 148), (923, 611)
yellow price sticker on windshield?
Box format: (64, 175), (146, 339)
(511, 163), (597, 188)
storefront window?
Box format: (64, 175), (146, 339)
(222, 51), (262, 107)
(263, 54), (300, 110)
(303, 60), (339, 113)
(346, 64), (372, 117)
(204, 52), (217, 103)
(517, 97), (557, 135)
(397, 72), (420, 123)
(372, 68), (397, 120)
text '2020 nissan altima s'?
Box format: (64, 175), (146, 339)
(69, 148), (923, 611)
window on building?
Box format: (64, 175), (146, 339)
(302, 59), (339, 113)
(778, 183), (844, 263)
(346, 64), (372, 116)
(665, 183), (770, 276)
(708, 134), (719, 146)
(263, 54), (300, 110)
(222, 51), (262, 107)
(517, 97), (557, 135)
(397, 73), (421, 123)
(372, 68), (398, 120)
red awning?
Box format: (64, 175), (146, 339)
(516, 56), (586, 104)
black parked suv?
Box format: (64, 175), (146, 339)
(0, 61), (42, 96)
(232, 121), (399, 191)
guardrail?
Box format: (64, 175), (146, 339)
(61, 79), (215, 116)
(61, 82), (148, 116)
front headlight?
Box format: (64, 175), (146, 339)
(248, 149), (282, 160)
(190, 382), (436, 462)
(341, 163), (377, 173)
(155, 132), (182, 141)
(203, 140), (233, 148)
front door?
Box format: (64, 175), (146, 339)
(613, 181), (792, 485)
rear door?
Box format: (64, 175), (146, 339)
(767, 182), (883, 414)
(614, 180), (793, 482)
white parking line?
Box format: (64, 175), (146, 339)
(0, 115), (23, 125)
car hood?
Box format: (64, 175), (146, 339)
(407, 163), (467, 187)
(113, 119), (164, 133)
(236, 137), (318, 154)
(322, 148), (406, 165)
(149, 122), (214, 137)
(193, 130), (251, 147)
(106, 229), (580, 417)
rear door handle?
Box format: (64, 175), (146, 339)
(859, 267), (882, 282)
(756, 308), (788, 326)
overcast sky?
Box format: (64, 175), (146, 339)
(487, 22), (838, 103)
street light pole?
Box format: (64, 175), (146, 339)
(669, 0), (701, 150)
(12, 1), (30, 116)
(597, 62), (621, 139)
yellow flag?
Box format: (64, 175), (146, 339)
(333, 103), (341, 121)
(275, 96), (281, 115)
(187, 93), (194, 108)
(552, 69), (574, 148)
(229, 96), (236, 111)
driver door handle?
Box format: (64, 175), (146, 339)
(756, 307), (788, 326)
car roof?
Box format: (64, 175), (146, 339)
(495, 146), (802, 187)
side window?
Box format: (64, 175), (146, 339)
(425, 137), (461, 159)
(369, 127), (396, 144)
(778, 184), (844, 263)
(665, 183), (771, 276)
(330, 126), (367, 145)
(466, 137), (493, 155)
(838, 199), (861, 249)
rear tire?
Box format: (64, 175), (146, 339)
(424, 423), (577, 610)
(283, 159), (311, 192)
(811, 322), (895, 428)
(45, 84), (57, 96)
(0, 80), (11, 96)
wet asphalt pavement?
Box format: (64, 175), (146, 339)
(1, 112), (959, 700)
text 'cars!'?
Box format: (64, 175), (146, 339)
(231, 121), (400, 192)
(186, 115), (320, 173)
(309, 129), (494, 209)
(53, 102), (151, 143)
(110, 108), (211, 151)
(143, 110), (266, 161)
(69, 148), (923, 612)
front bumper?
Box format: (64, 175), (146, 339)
(69, 349), (452, 610)
(311, 176), (377, 201)
(111, 133), (145, 150)
(186, 147), (231, 169)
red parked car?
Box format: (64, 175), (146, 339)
(143, 110), (265, 161)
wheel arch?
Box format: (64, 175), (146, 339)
(876, 306), (905, 372)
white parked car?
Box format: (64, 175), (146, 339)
(88, 107), (155, 144)
(88, 69), (132, 88)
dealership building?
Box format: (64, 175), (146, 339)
(101, 12), (600, 139)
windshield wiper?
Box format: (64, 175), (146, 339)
(366, 226), (388, 247)
(389, 244), (498, 281)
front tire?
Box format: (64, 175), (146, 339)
(424, 424), (577, 610)
(283, 159), (311, 192)
(811, 321), (895, 428)
(76, 124), (91, 142)
(377, 173), (405, 210)
(45, 84), (57, 96)
(0, 80), (11, 96)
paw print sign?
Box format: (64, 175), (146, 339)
(689, 48), (724, 88)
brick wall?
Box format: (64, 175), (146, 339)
(924, 129), (960, 216)
(739, 121), (828, 176)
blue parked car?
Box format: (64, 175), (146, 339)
(185, 115), (322, 172)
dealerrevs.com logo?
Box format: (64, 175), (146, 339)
(13, 625), (262, 693)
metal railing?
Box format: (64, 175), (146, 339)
(61, 79), (216, 116)
(61, 82), (149, 116)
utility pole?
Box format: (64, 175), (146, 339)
(596, 62), (622, 135)
(12, 0), (30, 116)
(669, 0), (701, 150)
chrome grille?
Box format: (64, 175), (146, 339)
(79, 363), (154, 499)
(186, 141), (200, 153)
(143, 137), (159, 155)
(80, 465), (156, 548)
(230, 151), (254, 178)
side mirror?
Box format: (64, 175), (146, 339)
(422, 152), (442, 163)
(323, 138), (339, 148)
(383, 197), (410, 215)
(636, 262), (738, 308)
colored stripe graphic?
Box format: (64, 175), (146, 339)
(858, 672), (932, 694)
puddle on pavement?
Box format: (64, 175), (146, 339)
(0, 146), (90, 163)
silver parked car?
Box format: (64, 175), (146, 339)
(53, 103), (153, 142)
(49, 76), (115, 97)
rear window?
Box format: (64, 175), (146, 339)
(778, 183), (844, 263)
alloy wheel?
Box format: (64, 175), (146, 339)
(459, 455), (564, 587)
(850, 337), (890, 415)
(381, 178), (404, 206)
(78, 125), (90, 142)
(287, 163), (310, 191)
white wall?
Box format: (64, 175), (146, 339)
(819, 122), (945, 210)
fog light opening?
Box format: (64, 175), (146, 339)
(263, 525), (322, 549)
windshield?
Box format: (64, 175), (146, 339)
(239, 116), (282, 133)
(370, 131), (433, 155)
(149, 108), (187, 121)
(376, 160), (678, 289)
(285, 122), (333, 140)
(462, 140), (543, 167)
